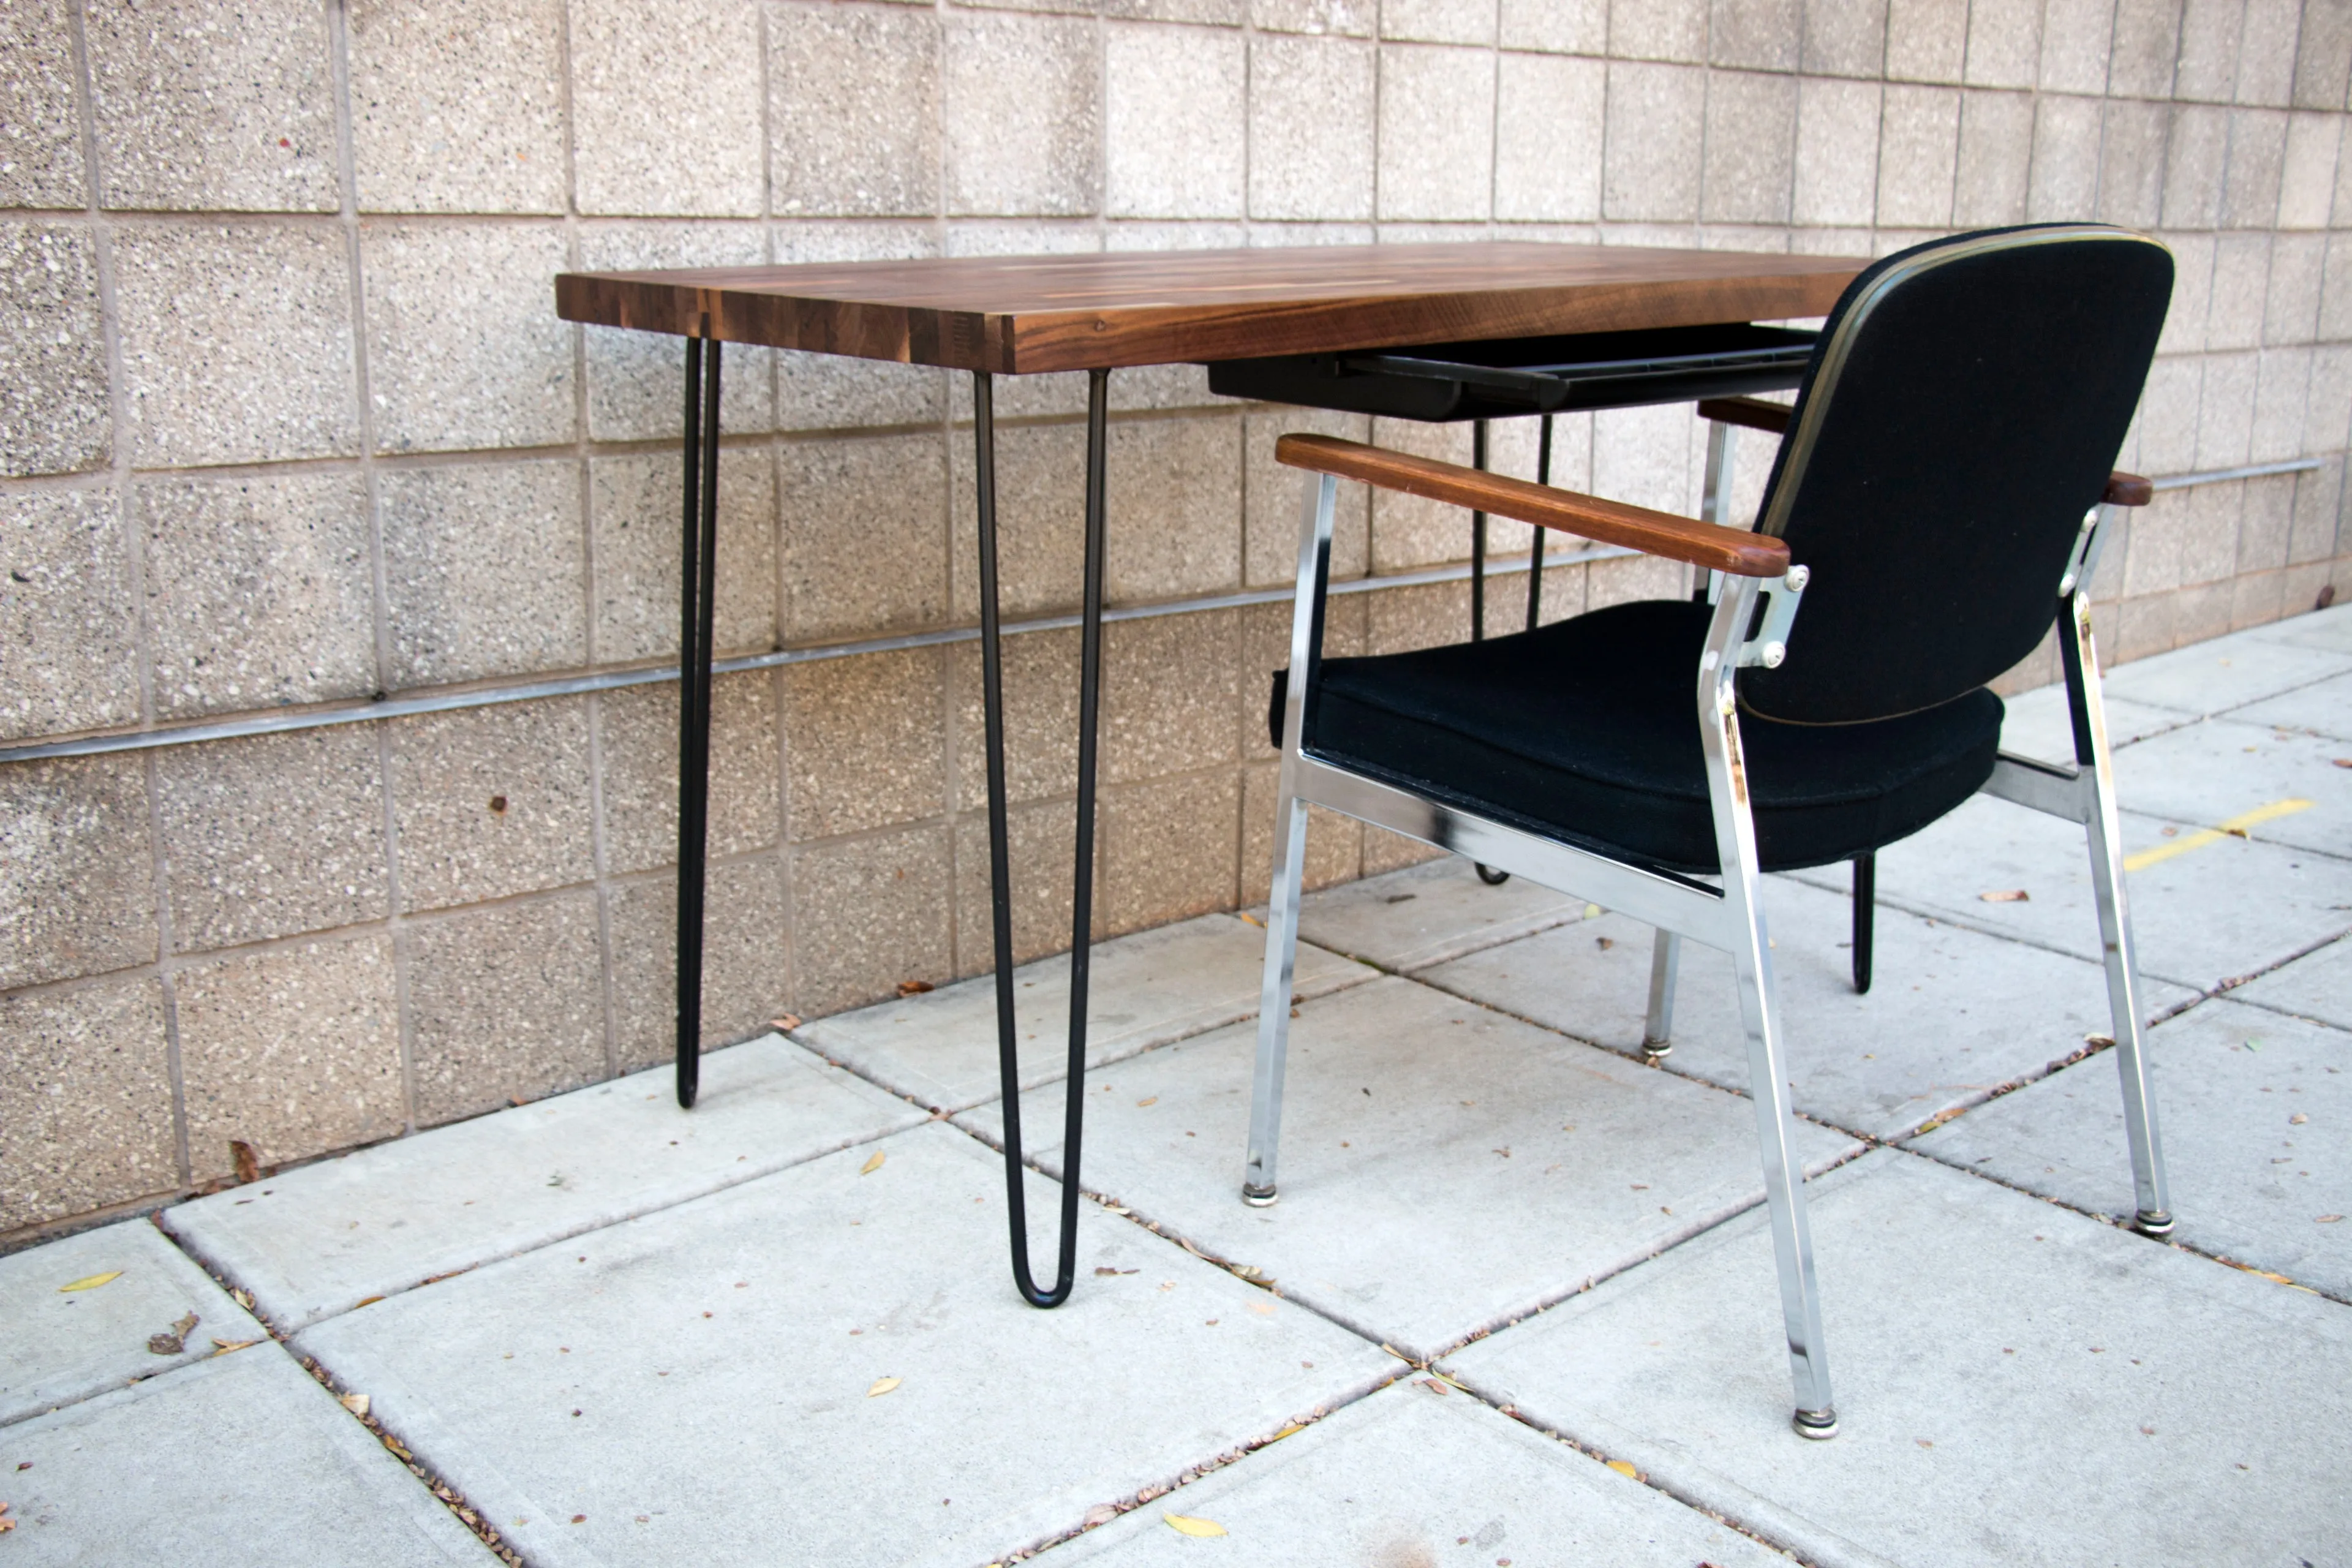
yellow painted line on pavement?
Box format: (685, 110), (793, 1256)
(2124, 798), (2312, 872)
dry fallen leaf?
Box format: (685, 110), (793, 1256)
(770, 1014), (803, 1032)
(1268, 1423), (1304, 1442)
(859, 1151), (886, 1175)
(2318, 1215), (2344, 1224)
(1163, 1513), (1227, 1538)
(1979, 889), (2030, 903)
(1596, 937), (1615, 951)
(341, 1393), (371, 1417)
(866, 1377), (901, 1398)
(1606, 1459), (1638, 1478)
(59, 1271), (122, 1294)
(1237, 911), (1264, 928)
(895, 979), (933, 997)
(2084, 1033), (2114, 1047)
(232, 1140), (261, 1185)
(2334, 758), (2352, 769)
(209, 1339), (257, 1357)
(1416, 1376), (1449, 1396)
(2290, 1113), (2309, 1125)
(1135, 1096), (1158, 1107)
(1247, 1300), (1276, 1316)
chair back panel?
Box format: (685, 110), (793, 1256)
(1740, 226), (2171, 725)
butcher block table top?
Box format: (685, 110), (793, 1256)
(553, 241), (1863, 375)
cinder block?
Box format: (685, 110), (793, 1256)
(1793, 78), (1882, 227)
(2251, 347), (2313, 461)
(2324, 236), (2352, 341)
(1101, 767), (1240, 934)
(1107, 0), (1245, 18)
(2277, 112), (2343, 229)
(1253, 0), (1376, 32)
(156, 726), (388, 952)
(2121, 488), (2187, 595)
(780, 431), (948, 643)
(607, 855), (790, 1068)
(2234, 0), (2300, 106)
(406, 891), (605, 1124)
(2133, 355), (2203, 476)
(1709, 0), (1797, 69)
(2237, 469), (2297, 570)
(1702, 71), (1797, 224)
(1885, 0), (1969, 82)
(1962, 0), (2040, 87)
(2179, 475), (2247, 582)
(0, 222), (106, 479)
(0, 489), (137, 740)
(140, 470), (374, 718)
(1378, 45), (1496, 222)
(383, 458), (585, 687)
(947, 627), (1082, 812)
(0, 3), (85, 207)
(1496, 54), (1604, 224)
(85, 0), (337, 211)
(949, 418), (1087, 618)
(2094, 99), (2169, 228)
(949, 795), (1086, 973)
(0, 978), (175, 1232)
(1107, 413), (1243, 601)
(2206, 233), (2271, 350)
(1604, 62), (1706, 222)
(2037, 0), (2113, 91)
(1106, 21), (1245, 219)
(2194, 349), (2260, 467)
(176, 935), (404, 1179)
(386, 697), (595, 912)
(943, 10), (1101, 217)
(597, 671), (782, 875)
(1366, 418), (1476, 571)
(1381, 0), (1495, 40)
(1610, 0), (1708, 62)
(1246, 34), (1376, 221)
(1953, 88), (2032, 226)
(2173, 0), (2245, 104)
(1240, 761), (1362, 900)
(578, 222), (775, 439)
(1501, 0), (1606, 51)
(783, 647), (946, 840)
(0, 755), (157, 991)
(772, 225), (948, 431)
(1801, 0), (1887, 77)
(769, 2), (941, 218)
(2229, 565), (2286, 627)
(570, 0), (761, 216)
(789, 823), (954, 1015)
(2220, 107), (2290, 228)
(1875, 84), (1959, 227)
(360, 221), (575, 453)
(1593, 402), (1694, 514)
(2107, 0), (2182, 98)
(1243, 407), (1371, 587)
(2157, 230), (2215, 356)
(347, 0), (566, 214)
(2027, 94), (2100, 220)
(589, 446), (777, 663)
(2291, 0), (2352, 109)
(1101, 609), (1242, 784)
(113, 224), (358, 467)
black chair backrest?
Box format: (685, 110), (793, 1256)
(1740, 225), (2171, 725)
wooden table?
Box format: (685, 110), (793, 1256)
(554, 242), (1861, 1306)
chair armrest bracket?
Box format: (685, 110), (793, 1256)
(1734, 565), (1811, 669)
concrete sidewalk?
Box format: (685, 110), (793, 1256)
(4, 606), (2348, 1566)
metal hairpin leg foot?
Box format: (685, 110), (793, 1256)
(1468, 420), (1510, 886)
(2060, 593), (2173, 1236)
(974, 368), (1110, 1306)
(1849, 851), (1874, 994)
(1642, 929), (1678, 1058)
(674, 331), (722, 1109)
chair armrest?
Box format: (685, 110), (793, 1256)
(1275, 433), (1792, 578)
(1697, 396), (1792, 435)
(2103, 471), (2152, 506)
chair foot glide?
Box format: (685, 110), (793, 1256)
(2133, 1208), (2174, 1237)
(1475, 863), (1510, 884)
(1242, 1184), (1279, 1207)
(1792, 1408), (1840, 1441)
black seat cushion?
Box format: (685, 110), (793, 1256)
(1274, 600), (2002, 875)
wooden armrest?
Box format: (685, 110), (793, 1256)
(1701, 397), (2153, 510)
(1697, 396), (1793, 436)
(1275, 433), (1792, 578)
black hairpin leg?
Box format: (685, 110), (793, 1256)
(674, 331), (723, 1109)
(1850, 851), (1874, 994)
(975, 366), (1108, 1307)
(1525, 414), (1553, 632)
(1469, 418), (1510, 887)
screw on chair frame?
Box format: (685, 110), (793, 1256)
(1246, 435), (1838, 1438)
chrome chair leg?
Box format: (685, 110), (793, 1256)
(1245, 472), (1338, 1207)
(1702, 578), (1837, 1438)
(1642, 929), (1679, 1058)
(1245, 792), (1308, 1205)
(2060, 593), (2173, 1235)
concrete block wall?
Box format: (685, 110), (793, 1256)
(2, 0), (2347, 1238)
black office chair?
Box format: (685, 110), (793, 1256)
(1245, 225), (2176, 1439)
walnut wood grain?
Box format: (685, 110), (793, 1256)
(556, 243), (1860, 375)
(1697, 394), (1795, 435)
(2103, 471), (2153, 506)
(1277, 433), (1793, 578)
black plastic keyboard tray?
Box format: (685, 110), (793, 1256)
(1206, 323), (1818, 422)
